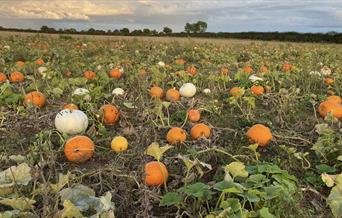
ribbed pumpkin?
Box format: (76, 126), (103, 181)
(251, 85), (265, 96)
(150, 86), (164, 98)
(166, 88), (180, 102)
(64, 136), (95, 163)
(16, 61), (25, 68)
(188, 109), (200, 122)
(35, 58), (45, 65)
(175, 58), (186, 65)
(324, 78), (334, 85)
(166, 127), (186, 144)
(246, 124), (272, 147)
(63, 103), (79, 110)
(100, 104), (120, 125)
(144, 161), (168, 186)
(282, 63), (292, 72)
(326, 95), (342, 104)
(186, 65), (197, 76)
(230, 87), (244, 97)
(318, 100), (342, 119)
(9, 71), (25, 83)
(243, 66), (253, 74)
(259, 66), (268, 73)
(109, 69), (122, 78)
(84, 70), (96, 80)
(190, 123), (211, 139)
(0, 72), (7, 83)
(24, 91), (46, 108)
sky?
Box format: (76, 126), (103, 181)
(0, 0), (341, 33)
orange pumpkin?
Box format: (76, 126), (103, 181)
(166, 127), (186, 144)
(150, 86), (164, 98)
(15, 61), (25, 68)
(100, 104), (120, 125)
(35, 58), (45, 65)
(243, 66), (253, 74)
(190, 123), (211, 139)
(246, 124), (272, 147)
(259, 66), (268, 73)
(187, 65), (197, 76)
(9, 71), (25, 83)
(84, 70), (96, 80)
(24, 91), (46, 108)
(109, 69), (122, 78)
(63, 103), (79, 110)
(318, 101), (342, 119)
(220, 67), (229, 75)
(324, 78), (334, 85)
(282, 63), (292, 72)
(144, 161), (168, 186)
(230, 87), (244, 97)
(0, 72), (7, 83)
(64, 135), (95, 163)
(326, 95), (342, 104)
(251, 85), (265, 96)
(188, 109), (200, 122)
(166, 88), (180, 102)
(175, 58), (186, 65)
(139, 69), (147, 76)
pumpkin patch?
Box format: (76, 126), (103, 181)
(1, 34), (341, 218)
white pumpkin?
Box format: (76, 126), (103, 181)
(203, 88), (211, 95)
(55, 109), (88, 135)
(157, 61), (165, 67)
(180, 83), (196, 98)
(72, 88), (91, 101)
(248, 74), (263, 83)
(112, 88), (125, 96)
(320, 66), (332, 76)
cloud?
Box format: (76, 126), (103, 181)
(0, 0), (341, 32)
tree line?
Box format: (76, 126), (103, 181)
(0, 20), (341, 43)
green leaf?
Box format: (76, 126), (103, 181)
(259, 207), (276, 218)
(145, 142), (173, 161)
(327, 186), (342, 218)
(184, 183), (212, 200)
(0, 197), (36, 211)
(225, 162), (249, 178)
(51, 172), (72, 192)
(159, 192), (182, 206)
(61, 200), (83, 218)
(60, 184), (95, 211)
(123, 102), (137, 109)
(213, 181), (236, 191)
(316, 164), (336, 173)
(220, 198), (241, 212)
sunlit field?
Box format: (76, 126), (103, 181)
(0, 33), (341, 217)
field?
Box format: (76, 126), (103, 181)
(0, 33), (342, 218)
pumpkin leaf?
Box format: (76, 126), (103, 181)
(159, 192), (182, 206)
(145, 142), (173, 161)
(0, 163), (32, 188)
(327, 186), (342, 218)
(0, 197), (36, 211)
(123, 102), (137, 109)
(259, 207), (276, 218)
(321, 173), (336, 187)
(225, 162), (249, 179)
(51, 172), (72, 192)
(60, 184), (95, 211)
(61, 200), (83, 218)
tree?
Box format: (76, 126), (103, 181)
(194, 21), (207, 33)
(143, 28), (151, 35)
(184, 23), (194, 34)
(120, 28), (130, 35)
(184, 21), (207, 34)
(163, 26), (172, 34)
